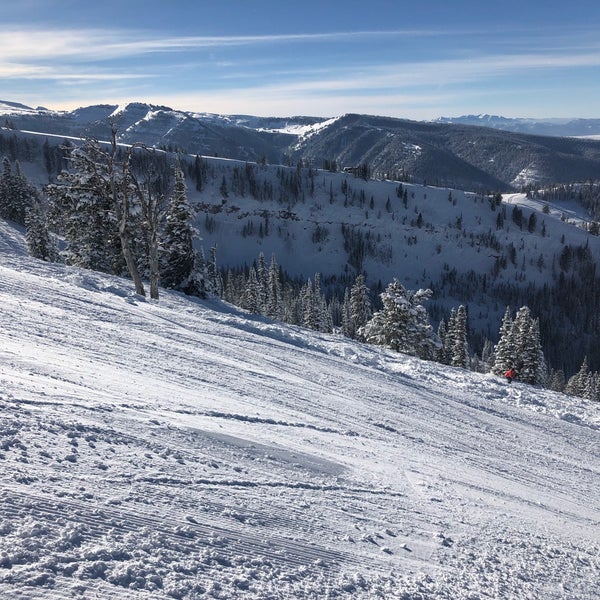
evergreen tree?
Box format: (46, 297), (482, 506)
(547, 369), (566, 392)
(25, 200), (57, 261)
(450, 305), (469, 368)
(358, 279), (438, 359)
(565, 357), (590, 397)
(492, 306), (546, 384)
(341, 287), (353, 337)
(0, 157), (34, 224)
(512, 307), (546, 385)
(161, 161), (196, 292)
(46, 133), (146, 295)
(443, 308), (457, 365)
(242, 267), (261, 313)
(266, 254), (282, 320)
(436, 318), (448, 363)
(492, 306), (515, 375)
(301, 279), (317, 329)
(224, 269), (236, 304)
(46, 147), (121, 273)
(348, 274), (372, 338)
(256, 252), (268, 314)
(206, 246), (222, 297)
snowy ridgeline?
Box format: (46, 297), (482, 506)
(0, 219), (599, 599)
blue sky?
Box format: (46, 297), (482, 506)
(2, 0), (600, 119)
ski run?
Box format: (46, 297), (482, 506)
(1, 219), (599, 599)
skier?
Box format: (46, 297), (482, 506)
(504, 367), (517, 384)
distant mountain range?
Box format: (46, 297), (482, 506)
(2, 101), (600, 193)
(433, 114), (600, 138)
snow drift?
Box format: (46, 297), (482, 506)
(0, 219), (599, 599)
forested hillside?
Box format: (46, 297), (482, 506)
(2, 119), (600, 381)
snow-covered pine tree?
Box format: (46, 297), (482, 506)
(443, 308), (457, 365)
(46, 133), (147, 295)
(256, 252), (268, 315)
(341, 287), (353, 337)
(358, 279), (438, 359)
(205, 246), (222, 297)
(450, 305), (469, 368)
(512, 306), (546, 385)
(301, 279), (317, 330)
(349, 274), (372, 338)
(224, 269), (236, 304)
(161, 161), (196, 292)
(0, 157), (34, 224)
(565, 356), (590, 397)
(547, 368), (566, 392)
(46, 146), (121, 273)
(25, 200), (57, 262)
(313, 273), (332, 332)
(492, 306), (515, 375)
(242, 266), (261, 314)
(436, 318), (448, 364)
(266, 254), (282, 320)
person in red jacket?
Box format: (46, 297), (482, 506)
(504, 368), (517, 384)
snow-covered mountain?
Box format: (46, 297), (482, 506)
(3, 101), (600, 190)
(1, 219), (599, 599)
(434, 114), (600, 138)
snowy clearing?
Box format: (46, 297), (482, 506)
(0, 220), (599, 599)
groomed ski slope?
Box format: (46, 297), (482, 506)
(0, 220), (599, 599)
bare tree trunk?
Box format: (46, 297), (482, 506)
(118, 217), (146, 296)
(109, 126), (146, 297)
(148, 224), (160, 300)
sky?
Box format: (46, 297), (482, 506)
(1, 0), (600, 119)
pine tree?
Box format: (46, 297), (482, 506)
(547, 369), (566, 392)
(450, 305), (469, 368)
(266, 254), (282, 320)
(565, 357), (590, 397)
(46, 148), (120, 273)
(242, 267), (261, 313)
(45, 133), (147, 295)
(359, 279), (438, 359)
(492, 306), (515, 375)
(205, 246), (222, 297)
(492, 306), (546, 384)
(341, 287), (353, 337)
(512, 307), (546, 385)
(436, 318), (448, 363)
(443, 308), (457, 365)
(301, 278), (319, 330)
(256, 252), (268, 314)
(25, 200), (57, 261)
(349, 274), (372, 338)
(161, 161), (196, 292)
(0, 157), (34, 224)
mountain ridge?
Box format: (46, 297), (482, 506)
(3, 100), (600, 191)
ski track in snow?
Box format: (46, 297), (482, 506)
(1, 220), (599, 599)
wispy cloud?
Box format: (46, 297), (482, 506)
(3, 24), (600, 118)
(0, 27), (449, 62)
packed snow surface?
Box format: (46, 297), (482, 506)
(0, 220), (599, 599)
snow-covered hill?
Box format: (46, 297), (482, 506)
(4, 100), (600, 190)
(1, 219), (599, 599)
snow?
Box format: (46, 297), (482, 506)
(1, 218), (599, 599)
